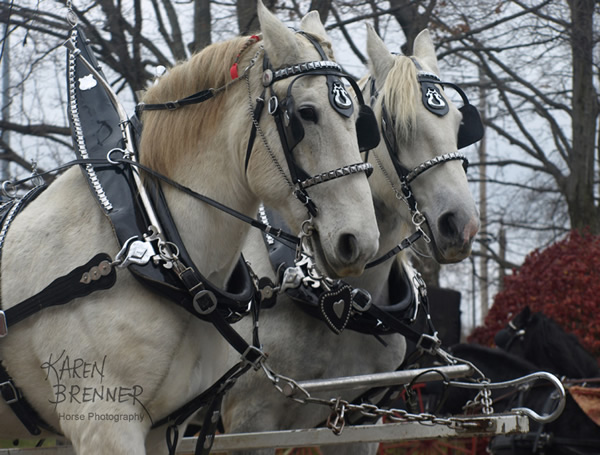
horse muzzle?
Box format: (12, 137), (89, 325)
(427, 211), (480, 264)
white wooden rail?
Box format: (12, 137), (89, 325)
(0, 413), (529, 454)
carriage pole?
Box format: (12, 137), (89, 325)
(283, 364), (474, 397)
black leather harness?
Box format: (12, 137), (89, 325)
(257, 206), (441, 355)
(0, 27), (264, 448)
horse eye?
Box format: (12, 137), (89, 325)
(299, 107), (318, 123)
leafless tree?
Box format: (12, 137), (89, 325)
(0, 1), (597, 297)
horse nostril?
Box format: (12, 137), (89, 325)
(437, 212), (480, 247)
(337, 233), (360, 264)
(438, 212), (459, 240)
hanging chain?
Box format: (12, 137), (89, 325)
(260, 358), (496, 432)
(373, 152), (431, 243)
(479, 385), (494, 415)
(256, 340), (567, 434)
(373, 152), (403, 200)
(257, 354), (501, 435)
(462, 384), (494, 415)
(244, 73), (292, 189)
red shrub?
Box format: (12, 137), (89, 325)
(468, 230), (600, 362)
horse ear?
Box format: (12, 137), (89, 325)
(257, 0), (299, 67)
(300, 10), (335, 59)
(366, 23), (395, 83)
(413, 29), (441, 75)
(300, 11), (327, 40)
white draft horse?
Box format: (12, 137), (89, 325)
(221, 26), (480, 455)
(0, 3), (380, 454)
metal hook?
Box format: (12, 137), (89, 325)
(29, 161), (45, 187)
(412, 210), (431, 243)
(300, 218), (315, 236)
(449, 371), (566, 424)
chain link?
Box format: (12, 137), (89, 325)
(66, 0), (78, 26)
(256, 325), (564, 434)
(480, 386), (494, 415)
(244, 74), (293, 189)
(258, 357), (501, 434)
(326, 398), (489, 431)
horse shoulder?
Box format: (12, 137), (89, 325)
(1, 168), (114, 303)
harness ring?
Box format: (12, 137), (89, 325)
(107, 148), (126, 164)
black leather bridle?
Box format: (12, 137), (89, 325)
(365, 57), (483, 245)
(139, 33), (380, 218)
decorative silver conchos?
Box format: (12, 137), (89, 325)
(271, 60), (342, 84)
(262, 69), (273, 87)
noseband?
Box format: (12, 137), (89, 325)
(495, 319), (527, 352)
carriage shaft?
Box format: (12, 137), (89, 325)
(283, 364), (474, 397)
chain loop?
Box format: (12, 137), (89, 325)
(244, 74), (292, 189)
(257, 357), (501, 434)
(326, 398), (346, 435)
(66, 0), (78, 26)
(256, 354), (565, 434)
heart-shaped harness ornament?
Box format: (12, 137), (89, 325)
(319, 284), (352, 334)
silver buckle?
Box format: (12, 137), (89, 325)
(351, 288), (372, 312)
(0, 381), (20, 405)
(192, 290), (218, 315)
(416, 333), (441, 354)
(241, 345), (267, 371)
(0, 310), (7, 337)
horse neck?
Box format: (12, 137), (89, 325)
(452, 344), (537, 380)
(163, 185), (258, 288)
(157, 107), (259, 288)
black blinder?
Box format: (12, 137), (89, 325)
(457, 103), (484, 149)
(282, 76), (381, 154)
(281, 95), (305, 151)
(328, 77), (354, 118)
(417, 75), (484, 150)
(356, 104), (380, 152)
(420, 80), (449, 116)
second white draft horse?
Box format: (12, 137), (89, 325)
(221, 26), (481, 455)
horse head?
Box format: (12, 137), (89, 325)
(248, 6), (380, 278)
(364, 26), (480, 264)
(496, 307), (600, 379)
(138, 1), (379, 280)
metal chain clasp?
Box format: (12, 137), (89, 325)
(327, 398), (346, 435)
